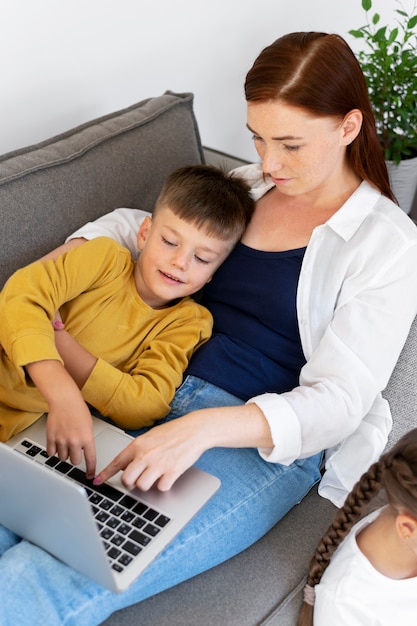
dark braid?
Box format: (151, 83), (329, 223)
(297, 427), (417, 626)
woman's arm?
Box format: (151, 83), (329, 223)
(38, 208), (148, 263)
(94, 402), (272, 491)
(66, 208), (149, 258)
(37, 237), (87, 262)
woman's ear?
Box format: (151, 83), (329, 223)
(136, 215), (153, 252)
(341, 109), (363, 146)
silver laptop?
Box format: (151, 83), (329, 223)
(0, 414), (220, 592)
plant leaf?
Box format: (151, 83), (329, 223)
(409, 15), (417, 29)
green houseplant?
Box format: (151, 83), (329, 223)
(349, 0), (417, 212)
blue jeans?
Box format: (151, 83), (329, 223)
(0, 376), (322, 625)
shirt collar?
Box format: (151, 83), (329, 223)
(325, 180), (381, 242)
(232, 163), (382, 243)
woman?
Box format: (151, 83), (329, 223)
(1, 32), (417, 625)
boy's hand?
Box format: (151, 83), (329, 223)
(25, 359), (97, 478)
(46, 398), (97, 478)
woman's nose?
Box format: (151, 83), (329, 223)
(261, 148), (283, 175)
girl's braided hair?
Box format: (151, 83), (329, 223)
(297, 427), (417, 626)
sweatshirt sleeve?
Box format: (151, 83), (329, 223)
(80, 301), (213, 429)
(0, 238), (131, 367)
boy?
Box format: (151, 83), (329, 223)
(0, 165), (254, 477)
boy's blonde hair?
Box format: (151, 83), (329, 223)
(154, 164), (254, 244)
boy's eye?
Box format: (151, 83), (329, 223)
(284, 144), (300, 151)
(162, 236), (176, 247)
(194, 255), (210, 265)
(252, 134), (263, 143)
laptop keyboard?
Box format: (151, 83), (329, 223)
(15, 439), (171, 574)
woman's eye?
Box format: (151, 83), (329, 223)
(284, 144), (300, 152)
(252, 134), (263, 143)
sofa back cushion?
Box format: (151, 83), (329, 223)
(0, 91), (203, 287)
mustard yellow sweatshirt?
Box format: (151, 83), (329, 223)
(0, 237), (212, 441)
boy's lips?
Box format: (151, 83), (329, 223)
(159, 270), (185, 284)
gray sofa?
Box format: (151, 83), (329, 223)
(1, 91), (417, 625)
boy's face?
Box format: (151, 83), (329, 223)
(134, 206), (235, 308)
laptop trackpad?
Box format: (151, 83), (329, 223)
(93, 428), (133, 479)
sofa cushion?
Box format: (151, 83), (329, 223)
(0, 91), (204, 287)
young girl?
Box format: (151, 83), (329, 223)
(298, 428), (417, 626)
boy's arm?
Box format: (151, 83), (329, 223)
(80, 303), (213, 430)
(53, 328), (97, 389)
(25, 359), (96, 477)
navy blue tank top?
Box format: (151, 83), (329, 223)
(186, 242), (306, 400)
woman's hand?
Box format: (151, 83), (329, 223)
(94, 413), (206, 491)
(94, 403), (272, 491)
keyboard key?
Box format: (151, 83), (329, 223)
(155, 514), (170, 528)
(110, 534), (124, 547)
(96, 511), (110, 523)
(132, 502), (147, 516)
(143, 508), (158, 521)
(123, 541), (142, 556)
(118, 523), (131, 536)
(112, 562), (124, 572)
(143, 523), (160, 537)
(132, 517), (145, 529)
(121, 510), (135, 523)
(107, 517), (120, 529)
(100, 528), (113, 541)
(128, 529), (151, 547)
(119, 494), (137, 509)
(55, 461), (73, 474)
(108, 547), (122, 560)
(110, 505), (124, 517)
(118, 553), (133, 567)
(45, 456), (60, 468)
(26, 445), (42, 457)
(89, 493), (103, 505)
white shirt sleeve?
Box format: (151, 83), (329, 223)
(248, 184), (417, 504)
(66, 207), (150, 259)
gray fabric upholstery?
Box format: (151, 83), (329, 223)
(101, 488), (336, 626)
(383, 315), (417, 449)
(0, 91), (203, 288)
(1, 91), (416, 625)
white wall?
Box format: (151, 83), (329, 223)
(0, 0), (401, 161)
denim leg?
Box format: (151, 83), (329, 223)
(0, 526), (20, 556)
(0, 377), (322, 625)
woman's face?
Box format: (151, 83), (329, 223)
(247, 100), (355, 197)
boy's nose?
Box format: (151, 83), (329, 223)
(171, 250), (189, 270)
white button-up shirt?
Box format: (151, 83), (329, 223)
(69, 163), (417, 506)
